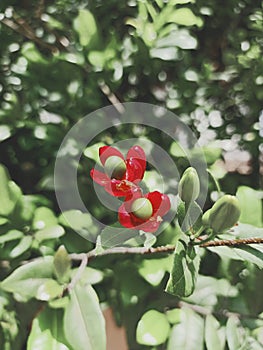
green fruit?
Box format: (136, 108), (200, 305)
(104, 156), (126, 180)
(131, 198), (153, 220)
(209, 195), (241, 233)
(202, 209), (211, 227)
(178, 167), (200, 204)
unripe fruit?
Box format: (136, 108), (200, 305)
(209, 195), (241, 233)
(202, 209), (211, 227)
(178, 167), (200, 204)
(104, 156), (126, 180)
(131, 198), (153, 220)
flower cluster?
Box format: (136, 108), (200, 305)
(90, 145), (171, 232)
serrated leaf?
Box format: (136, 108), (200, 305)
(64, 283), (106, 350)
(165, 236), (200, 297)
(54, 245), (71, 283)
(27, 307), (70, 350)
(167, 307), (204, 350)
(1, 256), (54, 300)
(136, 309), (170, 346)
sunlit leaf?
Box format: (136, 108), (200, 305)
(136, 309), (170, 346)
(64, 283), (106, 350)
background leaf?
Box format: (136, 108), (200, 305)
(64, 283), (106, 350)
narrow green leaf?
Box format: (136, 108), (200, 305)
(64, 283), (106, 350)
(205, 315), (225, 350)
(226, 316), (243, 350)
(169, 8), (198, 26)
(9, 236), (32, 258)
(0, 165), (22, 216)
(54, 245), (71, 283)
(167, 307), (204, 350)
(0, 230), (23, 244)
(136, 310), (170, 346)
(27, 307), (70, 350)
(165, 236), (200, 297)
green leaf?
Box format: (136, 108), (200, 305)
(177, 200), (203, 233)
(0, 125), (11, 142)
(143, 232), (157, 248)
(75, 267), (103, 285)
(73, 9), (100, 48)
(237, 186), (262, 227)
(0, 165), (22, 216)
(59, 210), (99, 238)
(100, 225), (138, 248)
(64, 283), (106, 350)
(136, 309), (170, 346)
(167, 307), (204, 350)
(185, 276), (237, 308)
(208, 245), (263, 269)
(27, 307), (70, 350)
(1, 256), (54, 300)
(32, 207), (58, 230)
(9, 236), (32, 258)
(139, 256), (172, 286)
(54, 245), (71, 283)
(205, 315), (226, 350)
(35, 225), (65, 243)
(36, 280), (64, 301)
(226, 316), (244, 350)
(169, 8), (198, 26)
(0, 230), (23, 244)
(165, 236), (200, 297)
(166, 309), (181, 324)
(84, 142), (105, 163)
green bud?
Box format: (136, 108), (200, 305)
(202, 209), (211, 227)
(178, 167), (200, 204)
(209, 195), (241, 233)
(131, 198), (153, 220)
(104, 156), (126, 180)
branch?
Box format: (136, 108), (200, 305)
(200, 237), (263, 247)
(178, 301), (263, 321)
(69, 237), (263, 262)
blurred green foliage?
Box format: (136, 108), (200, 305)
(0, 0), (262, 349)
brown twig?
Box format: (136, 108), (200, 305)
(69, 237), (263, 263)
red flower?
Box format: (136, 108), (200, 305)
(90, 145), (146, 198)
(118, 191), (171, 233)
